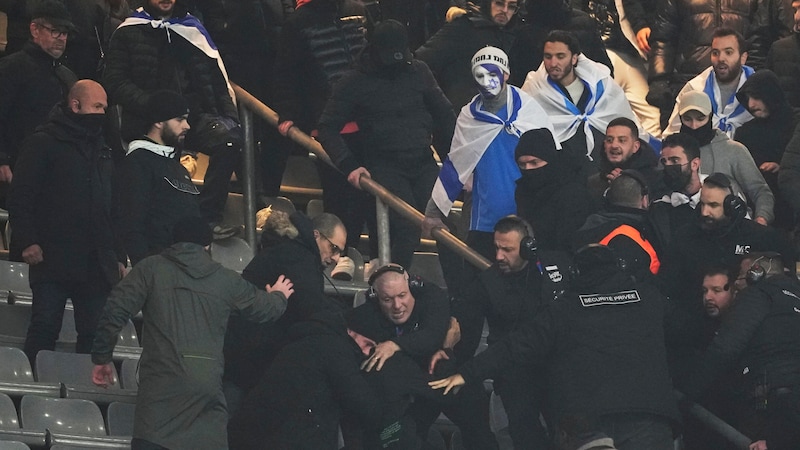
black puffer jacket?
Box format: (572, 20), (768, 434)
(0, 42), (77, 168)
(272, 0), (367, 129)
(103, 5), (238, 132)
(648, 0), (789, 82)
(415, 11), (517, 111)
(8, 105), (122, 285)
(317, 54), (456, 174)
(767, 32), (800, 117)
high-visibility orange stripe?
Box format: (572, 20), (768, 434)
(599, 224), (661, 274)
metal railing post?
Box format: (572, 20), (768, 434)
(376, 197), (391, 266)
(238, 103), (258, 256)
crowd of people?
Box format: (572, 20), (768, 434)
(1, 0), (800, 448)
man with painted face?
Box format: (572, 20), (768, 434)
(675, 90), (774, 225)
(514, 128), (593, 252)
(423, 46), (557, 291)
(522, 30), (651, 180)
(664, 28), (756, 137)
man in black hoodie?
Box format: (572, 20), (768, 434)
(8, 80), (125, 364)
(735, 70), (796, 230)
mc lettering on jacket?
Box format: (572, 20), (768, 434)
(579, 290), (641, 307)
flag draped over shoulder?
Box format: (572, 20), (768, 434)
(431, 86), (558, 216)
(522, 54), (646, 157)
(118, 8), (236, 105)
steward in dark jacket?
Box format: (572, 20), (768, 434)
(514, 128), (594, 252)
(415, 0), (518, 111)
(767, 31), (800, 116)
(686, 270), (800, 449)
(223, 211), (345, 394)
(735, 70), (796, 229)
(8, 81), (124, 362)
(439, 245), (679, 449)
(0, 41), (77, 175)
(228, 312), (422, 450)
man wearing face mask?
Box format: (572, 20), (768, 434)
(8, 80), (126, 364)
(422, 46), (557, 289)
(675, 90), (774, 225)
(514, 128), (593, 252)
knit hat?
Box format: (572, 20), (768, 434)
(145, 90), (190, 124)
(678, 91), (712, 116)
(471, 46), (510, 75)
(369, 20), (412, 66)
(172, 216), (213, 246)
(31, 0), (75, 31)
(514, 128), (558, 163)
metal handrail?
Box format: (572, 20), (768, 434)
(232, 83), (490, 271)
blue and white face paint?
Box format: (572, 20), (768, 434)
(473, 63), (505, 98)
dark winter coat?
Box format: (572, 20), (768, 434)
(459, 268), (680, 426)
(686, 274), (800, 399)
(224, 212), (344, 391)
(271, 0), (367, 129)
(0, 41), (77, 168)
(587, 140), (666, 204)
(778, 122), (800, 218)
(228, 313), (405, 450)
(515, 163), (594, 252)
(103, 6), (238, 138)
(8, 105), (122, 285)
(317, 56), (456, 175)
(767, 32), (800, 117)
(92, 242), (288, 450)
(117, 139), (200, 266)
(648, 0), (789, 82)
(415, 12), (517, 111)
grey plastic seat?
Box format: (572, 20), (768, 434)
(106, 401), (135, 436)
(0, 260), (32, 303)
(20, 395), (106, 436)
(262, 195), (296, 214)
(35, 351), (135, 405)
(0, 441), (30, 450)
(119, 359), (139, 391)
(0, 303), (30, 349)
(0, 393), (19, 429)
(306, 198), (324, 219)
(353, 290), (367, 308)
(209, 237), (253, 273)
(409, 252), (447, 288)
(0, 347), (33, 383)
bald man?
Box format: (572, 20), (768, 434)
(8, 79), (126, 364)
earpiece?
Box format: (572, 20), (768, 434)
(745, 256), (770, 285)
(705, 172), (746, 221)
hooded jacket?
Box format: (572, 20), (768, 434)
(8, 104), (122, 285)
(0, 41), (77, 168)
(92, 242), (287, 450)
(224, 211), (344, 391)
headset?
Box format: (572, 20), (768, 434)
(366, 263), (423, 302)
(745, 254), (778, 285)
(570, 243), (628, 279)
(704, 172), (747, 221)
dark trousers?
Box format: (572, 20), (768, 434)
(199, 146), (240, 225)
(132, 438), (169, 450)
(25, 275), (111, 364)
(598, 413), (674, 450)
(369, 159), (439, 269)
(317, 159), (377, 257)
(494, 367), (550, 450)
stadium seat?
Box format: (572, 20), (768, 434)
(20, 395), (105, 435)
(488, 391), (509, 433)
(0, 441), (30, 450)
(0, 303), (30, 349)
(409, 252), (447, 288)
(0, 393), (19, 429)
(262, 196), (296, 214)
(209, 237), (253, 273)
(0, 260), (31, 304)
(306, 198), (323, 219)
(353, 290), (367, 308)
(119, 359), (139, 391)
(34, 351), (135, 405)
(426, 427), (447, 450)
(0, 392), (45, 448)
(106, 401), (135, 436)
(0, 347), (59, 399)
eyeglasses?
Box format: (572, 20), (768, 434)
(35, 22), (69, 39)
(319, 232), (343, 256)
(492, 0), (519, 12)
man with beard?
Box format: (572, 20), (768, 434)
(735, 70), (796, 230)
(664, 28), (755, 137)
(8, 80), (125, 364)
(117, 91), (201, 266)
(521, 31), (650, 180)
(514, 128), (593, 252)
(658, 173), (793, 378)
(422, 46), (556, 290)
(675, 90), (774, 225)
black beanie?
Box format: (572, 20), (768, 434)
(515, 129), (558, 163)
(145, 90), (189, 125)
(172, 216), (212, 247)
